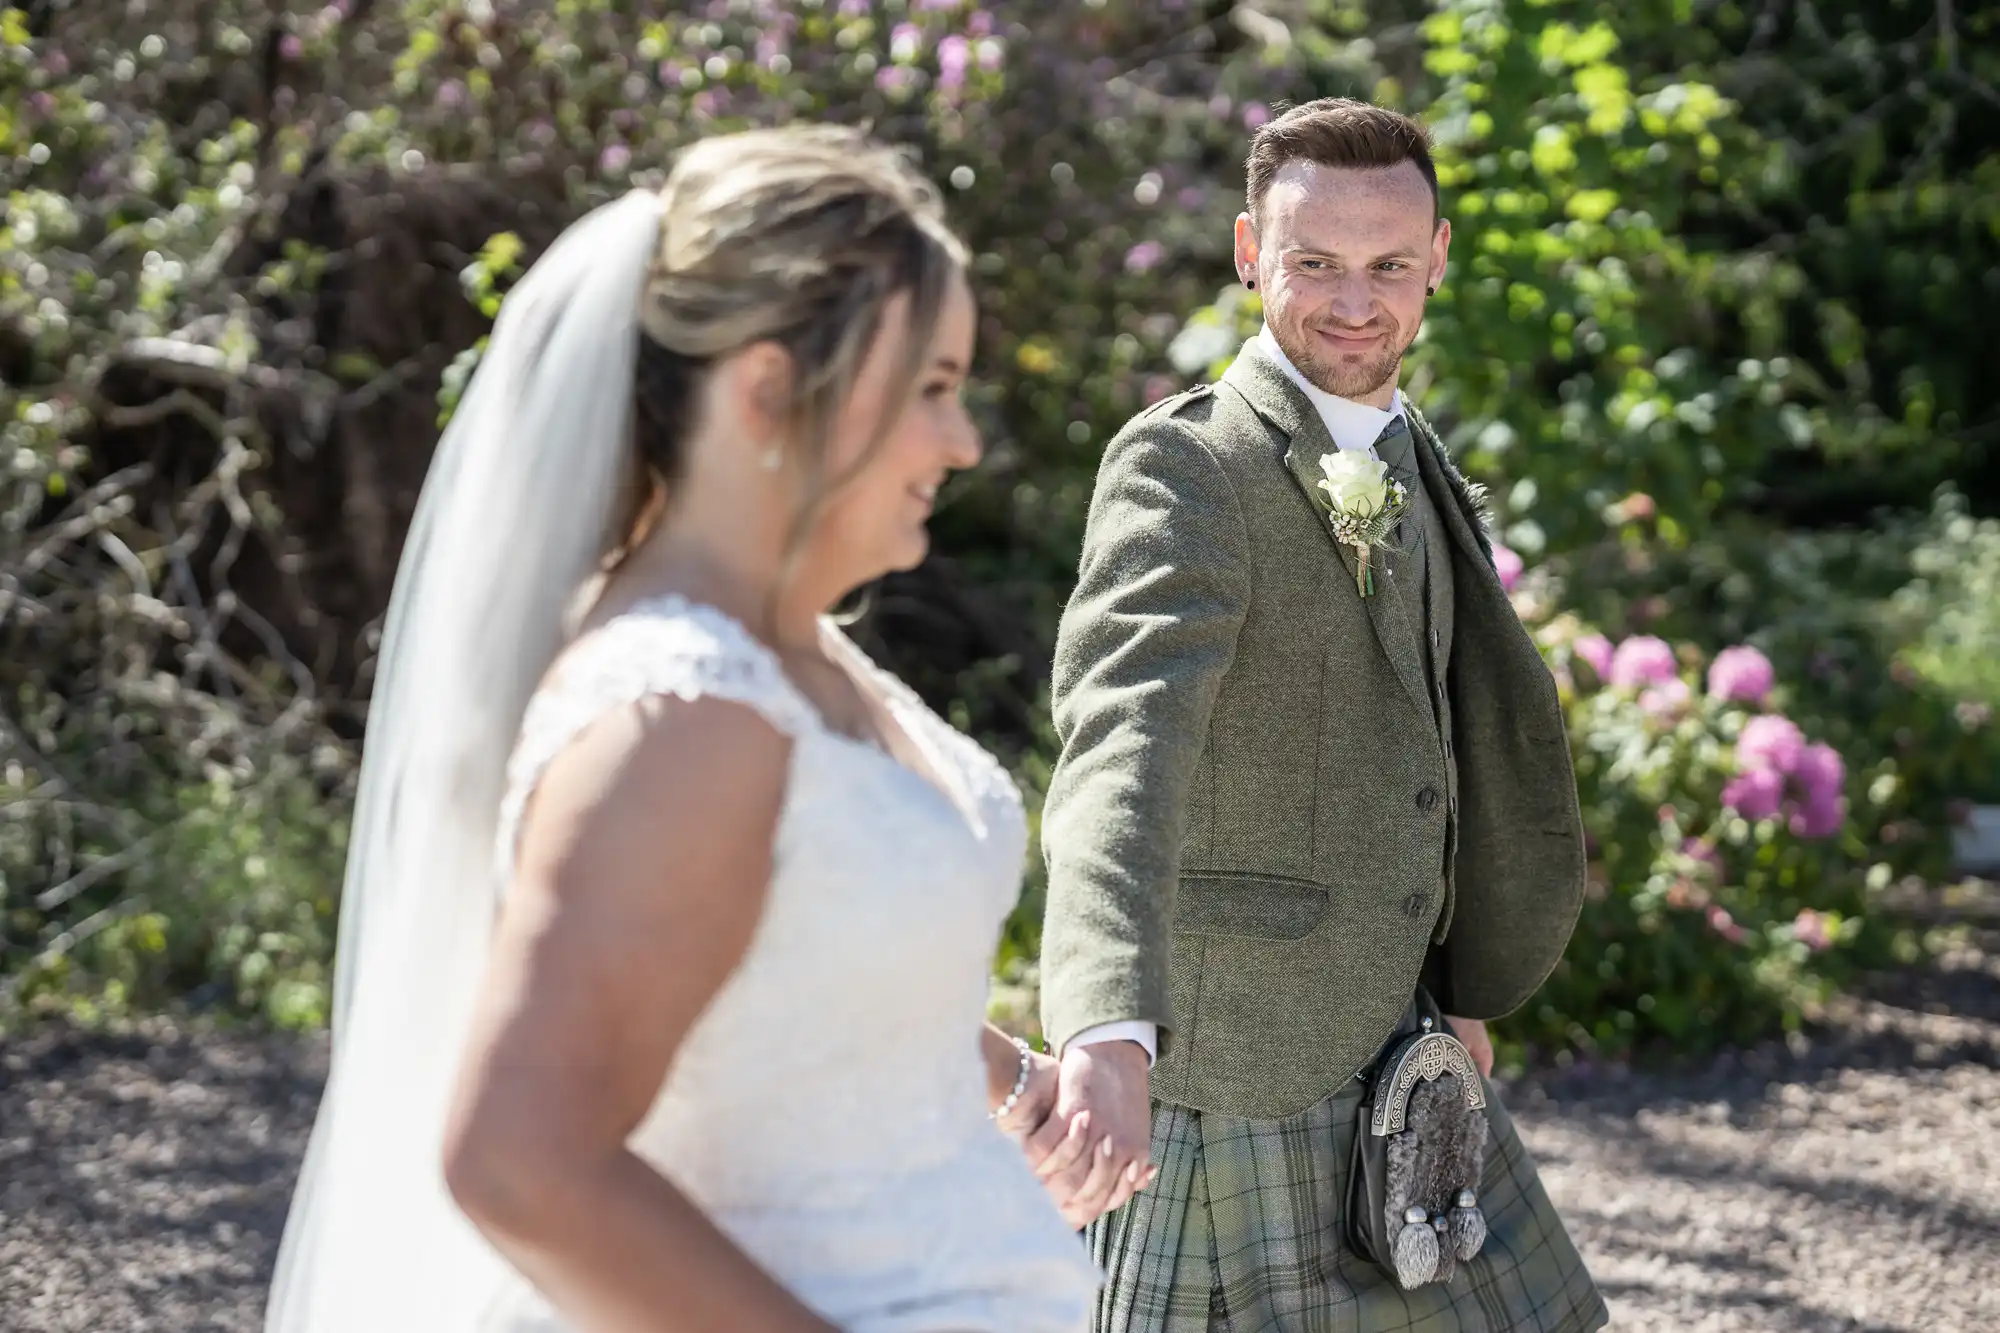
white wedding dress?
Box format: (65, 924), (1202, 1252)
(476, 594), (1099, 1332)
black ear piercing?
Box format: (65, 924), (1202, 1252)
(1245, 278), (1256, 289)
(1426, 285), (1437, 296)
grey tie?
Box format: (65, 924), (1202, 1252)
(1373, 413), (1417, 481)
(1372, 415), (1419, 553)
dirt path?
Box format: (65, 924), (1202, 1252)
(4, 915), (1995, 1332)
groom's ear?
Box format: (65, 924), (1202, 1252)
(1427, 216), (1452, 295)
(1233, 212), (1261, 285)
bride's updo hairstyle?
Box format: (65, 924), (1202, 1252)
(622, 125), (968, 560)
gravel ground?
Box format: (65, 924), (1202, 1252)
(4, 894), (1995, 1332)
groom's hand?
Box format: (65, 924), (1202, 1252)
(1025, 1039), (1155, 1228)
(1445, 1015), (1495, 1079)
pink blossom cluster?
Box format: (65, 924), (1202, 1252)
(1721, 713), (1846, 838)
(1706, 645), (1775, 705)
(1573, 633), (1692, 716)
(1791, 908), (1835, 952)
(1705, 904), (1748, 945)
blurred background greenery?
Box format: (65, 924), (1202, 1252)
(2, 0), (1995, 1065)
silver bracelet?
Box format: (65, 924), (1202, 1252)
(989, 1035), (1033, 1121)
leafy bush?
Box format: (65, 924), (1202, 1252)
(1508, 597), (1883, 1057)
(1, 641), (350, 1030)
(1892, 492), (2000, 723)
(5, 0), (1993, 1058)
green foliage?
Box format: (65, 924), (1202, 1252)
(436, 230), (524, 424)
(3, 0), (1991, 1057)
(1893, 494), (2000, 717)
(1, 666), (349, 1030)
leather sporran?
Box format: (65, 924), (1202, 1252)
(1344, 991), (1492, 1290)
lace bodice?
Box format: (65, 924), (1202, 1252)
(486, 596), (1096, 1333)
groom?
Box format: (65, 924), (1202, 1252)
(1037, 100), (1608, 1331)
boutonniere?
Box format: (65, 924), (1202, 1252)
(1316, 452), (1410, 598)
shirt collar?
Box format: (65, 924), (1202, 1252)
(1255, 325), (1407, 457)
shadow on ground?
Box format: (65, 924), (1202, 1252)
(1506, 881), (2000, 1332)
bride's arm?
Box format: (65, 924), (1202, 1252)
(442, 694), (838, 1333)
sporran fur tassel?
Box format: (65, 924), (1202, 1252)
(1449, 1187), (1489, 1262)
(1391, 1206), (1440, 1290)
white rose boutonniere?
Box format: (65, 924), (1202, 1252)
(1316, 452), (1410, 597)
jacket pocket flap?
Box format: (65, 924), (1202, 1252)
(1176, 873), (1329, 940)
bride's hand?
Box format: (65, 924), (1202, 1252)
(992, 1050), (1060, 1139)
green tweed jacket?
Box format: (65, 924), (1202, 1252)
(1039, 339), (1587, 1118)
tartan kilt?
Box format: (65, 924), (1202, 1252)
(1085, 1078), (1607, 1333)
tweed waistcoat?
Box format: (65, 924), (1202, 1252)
(1373, 415), (1461, 928)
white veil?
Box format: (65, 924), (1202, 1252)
(264, 187), (665, 1332)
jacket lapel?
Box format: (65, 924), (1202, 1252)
(1220, 341), (1434, 723)
(1407, 403), (1501, 580)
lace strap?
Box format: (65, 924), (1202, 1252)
(495, 596), (819, 871)
(821, 622), (929, 716)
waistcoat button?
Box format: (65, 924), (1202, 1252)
(1417, 786), (1441, 812)
(1403, 892), (1430, 919)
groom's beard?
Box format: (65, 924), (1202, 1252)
(1279, 321), (1409, 401)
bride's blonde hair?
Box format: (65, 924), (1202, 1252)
(615, 125), (969, 582)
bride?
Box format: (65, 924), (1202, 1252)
(263, 126), (1148, 1332)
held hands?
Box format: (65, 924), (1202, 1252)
(1005, 1040), (1155, 1228)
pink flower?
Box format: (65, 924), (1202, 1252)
(1143, 375), (1177, 405)
(1789, 789), (1845, 840)
(1737, 714), (1806, 776)
(1792, 741), (1844, 801)
(1684, 838), (1723, 875)
(936, 34), (969, 89)
(1640, 678), (1692, 718)
(1492, 543), (1524, 593)
(1125, 240), (1165, 273)
(599, 142), (631, 175)
(1706, 905), (1748, 944)
(1609, 635), (1678, 689)
(1721, 767), (1785, 821)
(968, 9), (995, 36)
(1707, 645), (1775, 706)
(436, 79), (467, 108)
(1792, 909), (1834, 951)
(839, 0), (871, 15)
(280, 33), (305, 61)
(1243, 102), (1271, 129)
(1573, 634), (1614, 681)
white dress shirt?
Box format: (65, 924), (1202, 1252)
(1064, 329), (1408, 1065)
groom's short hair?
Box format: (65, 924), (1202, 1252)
(1245, 99), (1438, 223)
